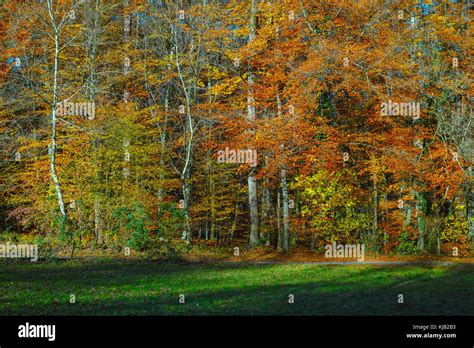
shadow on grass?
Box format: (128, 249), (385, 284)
(0, 259), (255, 288)
(0, 260), (473, 315)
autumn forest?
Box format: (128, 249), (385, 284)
(0, 0), (472, 261)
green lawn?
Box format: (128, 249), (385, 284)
(0, 259), (473, 315)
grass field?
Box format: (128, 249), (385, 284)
(1, 259), (473, 315)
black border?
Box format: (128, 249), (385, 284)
(0, 316), (473, 346)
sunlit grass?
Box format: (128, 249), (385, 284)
(0, 260), (472, 315)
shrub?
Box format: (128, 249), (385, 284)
(290, 169), (370, 245)
(112, 204), (151, 252)
(396, 229), (418, 255)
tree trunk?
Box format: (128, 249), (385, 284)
(263, 183), (271, 245)
(416, 192), (427, 252)
(372, 176), (378, 249)
(210, 175), (216, 240)
(277, 191), (282, 249)
(248, 174), (259, 245)
(181, 179), (192, 242)
(247, 0), (259, 246)
(47, 1), (66, 223)
(87, 0), (103, 247)
(467, 167), (474, 239)
(157, 91), (169, 208)
(231, 200), (238, 240)
(174, 25), (194, 243)
(281, 168), (290, 252)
